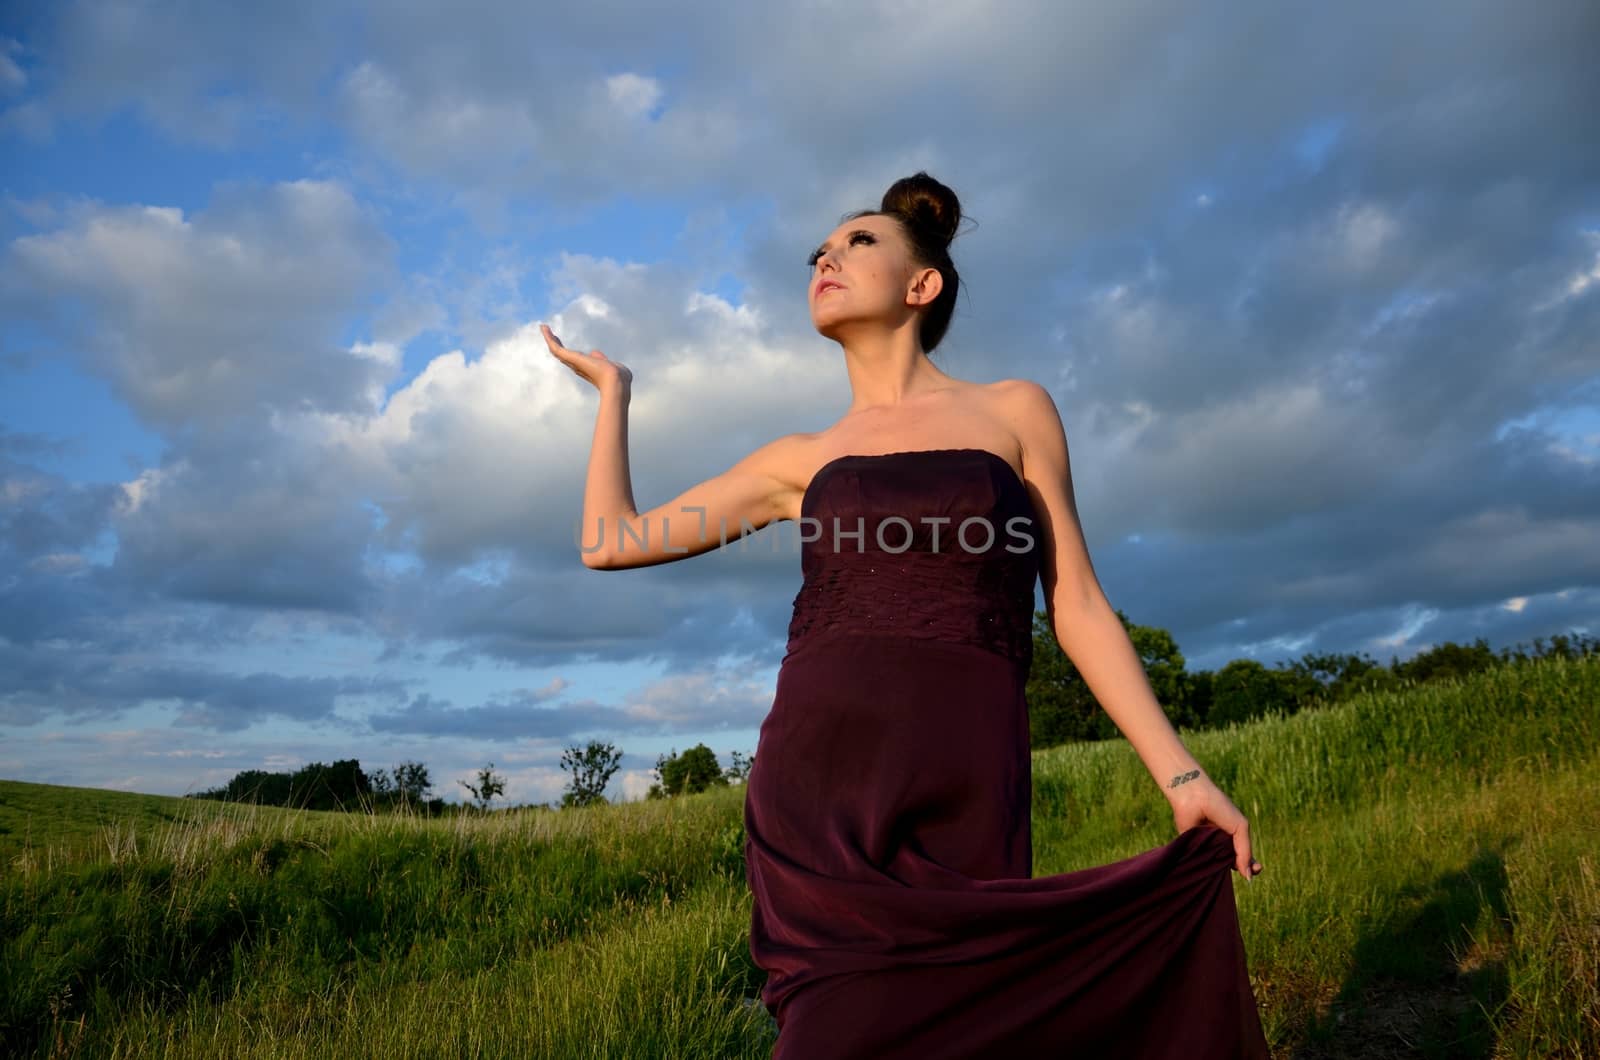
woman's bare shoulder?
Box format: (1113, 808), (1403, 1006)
(982, 376), (1049, 401)
(973, 378), (1063, 469)
(986, 378), (1071, 476)
(980, 378), (1056, 422)
(947, 376), (1044, 415)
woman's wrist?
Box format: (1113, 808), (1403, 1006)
(1157, 759), (1207, 804)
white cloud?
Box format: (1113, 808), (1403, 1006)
(1535, 229), (1600, 311)
(605, 72), (662, 119)
(3, 180), (396, 429)
(320, 250), (833, 572)
(338, 59), (546, 184)
(616, 663), (773, 727)
(117, 464), (174, 516)
(1262, 198), (1408, 289)
(1330, 202), (1400, 275)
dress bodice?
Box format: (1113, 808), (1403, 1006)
(784, 448), (1041, 667)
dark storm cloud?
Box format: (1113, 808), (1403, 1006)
(366, 534), (799, 671)
(367, 691), (589, 740)
(0, 638), (405, 731)
(109, 427), (379, 615)
(0, 443), (283, 657)
(0, 440), (132, 649)
(0, 433), (120, 558)
(0, 441), (398, 731)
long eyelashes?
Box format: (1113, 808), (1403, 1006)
(807, 230), (876, 268)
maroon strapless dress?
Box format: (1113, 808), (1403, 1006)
(743, 448), (1268, 1059)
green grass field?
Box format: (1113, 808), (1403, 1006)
(3, 654), (1596, 1058)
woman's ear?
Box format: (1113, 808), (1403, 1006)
(906, 266), (943, 307)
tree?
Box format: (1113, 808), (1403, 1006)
(559, 740), (622, 808)
(1393, 637), (1498, 686)
(288, 759), (370, 811)
(1499, 630), (1600, 665)
(393, 760), (433, 806)
(1025, 608), (1200, 747)
(363, 759), (433, 813)
(188, 759), (440, 815)
(1209, 660), (1300, 727)
(1025, 609), (1103, 746)
(647, 744), (728, 799)
(458, 763), (507, 812)
(1125, 617), (1197, 730)
(723, 749), (755, 784)
(1286, 651), (1389, 706)
(195, 768), (290, 806)
(1182, 668), (1216, 729)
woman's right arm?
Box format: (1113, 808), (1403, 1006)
(543, 324), (802, 571)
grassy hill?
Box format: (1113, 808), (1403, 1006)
(0, 780), (315, 869)
(2, 653), (1596, 1058)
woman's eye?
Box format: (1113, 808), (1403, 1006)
(808, 232), (874, 268)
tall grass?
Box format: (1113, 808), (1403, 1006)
(1030, 653), (1597, 857)
(2, 653), (1596, 1058)
(1029, 653), (1600, 1057)
(2, 795), (752, 1057)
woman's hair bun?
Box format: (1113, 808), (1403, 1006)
(881, 172), (961, 249)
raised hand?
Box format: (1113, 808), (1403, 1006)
(1167, 772), (1263, 881)
(541, 323), (633, 396)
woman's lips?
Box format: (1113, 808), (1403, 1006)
(816, 282), (844, 295)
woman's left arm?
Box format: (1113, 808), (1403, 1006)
(1000, 379), (1262, 880)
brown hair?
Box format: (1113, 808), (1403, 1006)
(847, 171), (963, 353)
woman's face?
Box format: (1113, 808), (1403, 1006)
(807, 214), (931, 341)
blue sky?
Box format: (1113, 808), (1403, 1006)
(2, 1), (1597, 804)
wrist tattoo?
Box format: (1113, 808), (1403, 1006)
(1167, 768), (1201, 789)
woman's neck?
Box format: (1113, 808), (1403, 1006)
(837, 328), (952, 412)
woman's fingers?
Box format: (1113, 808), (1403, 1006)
(542, 324), (602, 365)
(1172, 778), (1265, 881)
(542, 324), (595, 375)
(1185, 781), (1262, 882)
(540, 323), (632, 394)
(541, 323), (580, 363)
(1231, 819), (1264, 882)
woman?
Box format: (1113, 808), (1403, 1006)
(544, 173), (1269, 1059)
